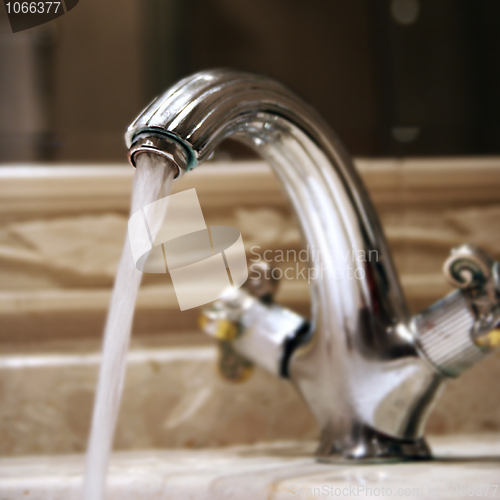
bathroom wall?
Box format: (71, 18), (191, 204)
(4, 0), (500, 162)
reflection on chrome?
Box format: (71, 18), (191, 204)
(127, 70), (500, 462)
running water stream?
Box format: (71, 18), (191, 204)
(82, 153), (176, 500)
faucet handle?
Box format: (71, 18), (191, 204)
(199, 260), (307, 380)
(415, 245), (500, 377)
(443, 244), (499, 325)
(244, 260), (280, 304)
(443, 244), (500, 336)
(443, 244), (496, 291)
(198, 261), (280, 384)
(199, 260), (279, 382)
(199, 297), (255, 383)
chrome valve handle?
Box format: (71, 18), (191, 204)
(199, 262), (308, 382)
(414, 245), (500, 377)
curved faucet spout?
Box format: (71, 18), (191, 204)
(126, 70), (498, 461)
(126, 69), (408, 322)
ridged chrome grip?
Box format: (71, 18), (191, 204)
(414, 291), (484, 377)
(414, 245), (500, 377)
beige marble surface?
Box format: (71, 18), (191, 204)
(2, 200), (500, 292)
(0, 435), (499, 499)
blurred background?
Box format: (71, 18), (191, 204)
(0, 0), (500, 459)
(2, 0), (500, 162)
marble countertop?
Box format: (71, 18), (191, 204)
(0, 434), (499, 499)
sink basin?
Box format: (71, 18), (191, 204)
(0, 435), (499, 499)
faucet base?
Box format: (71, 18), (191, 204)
(315, 425), (432, 463)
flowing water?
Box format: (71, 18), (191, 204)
(82, 153), (176, 500)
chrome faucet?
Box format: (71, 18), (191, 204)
(126, 70), (500, 462)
